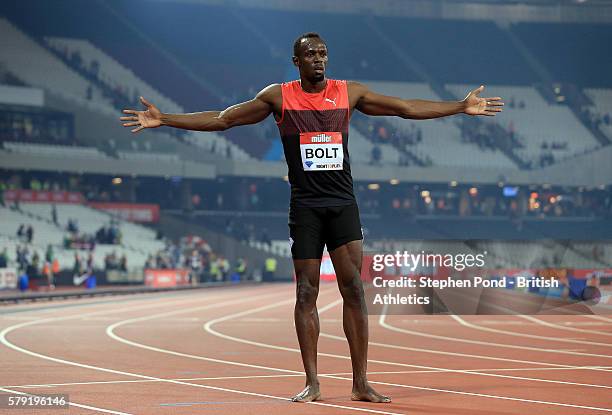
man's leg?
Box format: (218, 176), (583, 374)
(292, 258), (322, 402)
(330, 239), (391, 403)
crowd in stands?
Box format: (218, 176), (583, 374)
(460, 119), (502, 152)
(356, 184), (611, 219)
(582, 106), (612, 133)
(1, 64), (74, 145)
(16, 224), (34, 244)
(10, 243), (60, 289)
(62, 220), (121, 249)
(104, 251), (127, 272)
(349, 114), (427, 167)
(0, 175), (124, 204)
(0, 106), (74, 145)
(71, 250), (94, 279)
(2, 171), (610, 221)
(536, 140), (570, 167)
(95, 222), (121, 244)
(223, 219), (271, 247)
(144, 235), (250, 282)
(63, 232), (95, 250)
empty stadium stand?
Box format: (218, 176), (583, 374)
(364, 81), (517, 168)
(45, 36), (183, 114)
(3, 141), (108, 159)
(448, 84), (601, 166)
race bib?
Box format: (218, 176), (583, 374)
(300, 132), (343, 171)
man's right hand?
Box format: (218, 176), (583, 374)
(120, 97), (162, 133)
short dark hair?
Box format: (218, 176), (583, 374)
(293, 32), (325, 57)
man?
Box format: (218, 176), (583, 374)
(120, 32), (503, 403)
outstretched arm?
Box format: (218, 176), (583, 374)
(349, 82), (503, 120)
(120, 84), (279, 133)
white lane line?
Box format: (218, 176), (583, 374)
(0, 386), (133, 415)
(0, 289), (206, 313)
(0, 291), (277, 415)
(8, 365), (612, 391)
(3, 290), (404, 415)
(516, 314), (612, 338)
(0, 288), (251, 319)
(322, 328), (606, 372)
(588, 315), (612, 323)
(443, 289), (612, 349)
(375, 313), (612, 364)
(380, 314), (612, 365)
(1, 316), (44, 320)
(450, 314), (612, 349)
(201, 295), (612, 412)
(107, 298), (303, 375)
(456, 366), (612, 372)
(495, 287), (612, 315)
(329, 378), (612, 413)
(3, 369), (484, 390)
(202, 296), (612, 390)
(97, 289), (612, 411)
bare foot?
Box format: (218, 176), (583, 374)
(291, 383), (321, 402)
(352, 384), (391, 403)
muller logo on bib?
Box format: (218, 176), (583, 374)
(311, 133), (332, 143)
(299, 132), (344, 171)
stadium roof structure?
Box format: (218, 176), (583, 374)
(151, 0), (612, 23)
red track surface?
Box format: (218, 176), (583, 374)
(1, 283), (611, 414)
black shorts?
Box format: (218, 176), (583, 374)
(289, 203), (363, 260)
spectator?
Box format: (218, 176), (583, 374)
(51, 204), (58, 225)
(16, 245), (28, 270)
(45, 244), (54, 264)
(377, 124), (388, 141)
(26, 225), (33, 243)
(90, 59), (100, 79)
(235, 258), (247, 280)
(67, 218), (79, 233)
(145, 254), (155, 270)
(189, 249), (201, 283)
(263, 257), (277, 281)
(219, 256), (230, 281)
(73, 252), (82, 276)
(87, 252), (94, 274)
(260, 228), (272, 248)
(119, 254), (127, 272)
(209, 255), (220, 281)
(0, 180), (5, 207)
(51, 258), (60, 279)
(42, 261), (54, 290)
(0, 248), (7, 268)
(371, 145), (382, 165)
(31, 251), (40, 270)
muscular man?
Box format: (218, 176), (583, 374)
(120, 32), (503, 403)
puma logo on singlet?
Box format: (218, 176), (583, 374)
(325, 97), (337, 106)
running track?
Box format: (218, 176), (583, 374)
(1, 283), (611, 414)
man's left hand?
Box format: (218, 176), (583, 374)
(463, 85), (504, 116)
